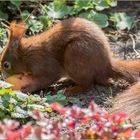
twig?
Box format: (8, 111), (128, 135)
(0, 19), (10, 30)
(24, 0), (42, 22)
(129, 34), (140, 56)
(0, 22), (9, 30)
(0, 18), (10, 25)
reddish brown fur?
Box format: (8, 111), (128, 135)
(1, 18), (140, 95)
(10, 21), (26, 39)
(110, 82), (140, 124)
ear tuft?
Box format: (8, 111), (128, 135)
(10, 21), (26, 39)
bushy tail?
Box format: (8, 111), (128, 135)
(109, 59), (140, 82)
(110, 82), (140, 124)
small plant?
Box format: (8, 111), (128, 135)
(0, 80), (75, 119)
(110, 12), (135, 30)
(0, 0), (135, 34)
(0, 28), (7, 52)
(0, 101), (140, 140)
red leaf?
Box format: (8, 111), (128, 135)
(22, 125), (32, 138)
(67, 121), (75, 129)
(88, 100), (95, 111)
(50, 103), (66, 115)
(92, 114), (101, 121)
(80, 117), (90, 124)
(6, 130), (21, 140)
(132, 130), (140, 138)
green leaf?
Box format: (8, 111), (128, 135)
(11, 112), (28, 118)
(109, 0), (117, 7)
(92, 0), (117, 10)
(0, 11), (8, 20)
(39, 16), (49, 25)
(2, 94), (11, 102)
(0, 80), (12, 89)
(110, 13), (134, 30)
(1, 94), (11, 108)
(9, 98), (18, 105)
(75, 0), (93, 11)
(0, 103), (6, 111)
(79, 10), (108, 28)
(10, 0), (22, 9)
(94, 0), (109, 11)
(21, 10), (44, 34)
(47, 1), (72, 19)
(45, 107), (53, 113)
(46, 91), (68, 105)
(21, 10), (30, 20)
(28, 19), (43, 35)
(103, 0), (117, 7)
(11, 106), (28, 118)
(0, 89), (12, 95)
(29, 95), (41, 103)
(0, 110), (7, 118)
(92, 11), (109, 27)
(39, 16), (53, 28)
(27, 104), (44, 110)
(0, 28), (8, 50)
(16, 106), (28, 115)
(14, 91), (29, 102)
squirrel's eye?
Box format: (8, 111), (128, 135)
(3, 61), (11, 70)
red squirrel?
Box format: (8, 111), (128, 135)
(1, 18), (140, 95)
(110, 82), (140, 124)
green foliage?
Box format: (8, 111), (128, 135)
(42, 0), (116, 28)
(0, 11), (8, 20)
(0, 80), (78, 120)
(93, 0), (117, 11)
(10, 0), (22, 10)
(110, 12), (135, 30)
(79, 10), (108, 28)
(46, 0), (72, 19)
(0, 28), (7, 52)
(21, 10), (44, 35)
(45, 90), (69, 105)
(0, 88), (49, 119)
(0, 0), (135, 37)
(74, 0), (93, 12)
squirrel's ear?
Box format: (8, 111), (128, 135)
(9, 21), (26, 50)
(10, 20), (26, 39)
